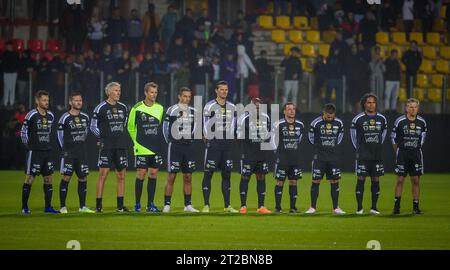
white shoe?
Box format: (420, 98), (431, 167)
(356, 209), (364, 215)
(162, 205), (171, 213)
(184, 205), (199, 213)
(370, 209), (380, 215)
(305, 207), (316, 214)
(60, 206), (68, 214)
(333, 207), (346, 215)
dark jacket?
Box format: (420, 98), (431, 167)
(384, 58), (401, 81)
(255, 57), (274, 82)
(280, 56), (302, 80)
(402, 49), (422, 74)
(326, 55), (344, 80)
(1, 50), (20, 73)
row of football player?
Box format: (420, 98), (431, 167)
(19, 81), (426, 216)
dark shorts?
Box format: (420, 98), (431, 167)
(241, 159), (269, 177)
(167, 142), (196, 173)
(355, 160), (384, 177)
(60, 151), (89, 178)
(135, 155), (163, 169)
(274, 163), (302, 181)
(25, 150), (54, 177)
(204, 147), (233, 172)
(312, 159), (341, 180)
(98, 148), (128, 170)
(395, 149), (423, 177)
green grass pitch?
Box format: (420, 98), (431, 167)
(0, 170), (449, 250)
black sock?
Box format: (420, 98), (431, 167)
(147, 178), (156, 206)
(59, 180), (69, 208)
(96, 198), (102, 210)
(22, 183), (31, 209)
(135, 178), (144, 205)
(289, 184), (297, 209)
(164, 195), (172, 206)
(78, 181), (87, 208)
(413, 200), (419, 210)
(184, 194), (192, 206)
(221, 171), (231, 208)
(43, 184), (53, 208)
(330, 182), (339, 209)
(274, 185), (283, 210)
(371, 181), (380, 210)
(202, 171), (213, 206)
(311, 182), (320, 209)
(239, 178), (250, 207)
(394, 196), (401, 210)
(356, 180), (365, 211)
(117, 196), (124, 209)
(257, 179), (266, 208)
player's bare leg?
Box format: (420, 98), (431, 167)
(21, 175), (35, 214)
(356, 176), (366, 214)
(134, 168), (147, 212)
(306, 179), (321, 214)
(274, 180), (285, 213)
(59, 175), (71, 213)
(256, 173), (271, 213)
(370, 176), (380, 214)
(183, 173), (198, 212)
(116, 168), (127, 211)
(146, 168), (160, 212)
(411, 176), (422, 214)
(163, 172), (176, 212)
(96, 167), (110, 212)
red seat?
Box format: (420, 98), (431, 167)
(28, 39), (44, 53)
(12, 38), (24, 52)
(46, 39), (62, 53)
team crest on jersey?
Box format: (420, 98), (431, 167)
(369, 119), (376, 126)
(410, 123), (416, 130)
(326, 123), (332, 129)
(141, 113), (147, 121)
(75, 117), (80, 123)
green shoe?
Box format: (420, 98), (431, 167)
(224, 206), (238, 213)
(79, 206), (95, 213)
(202, 205), (210, 213)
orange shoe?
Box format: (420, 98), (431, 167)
(240, 206), (247, 214)
(257, 207), (272, 214)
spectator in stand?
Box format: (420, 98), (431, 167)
(87, 6), (105, 56)
(168, 36), (187, 65)
(384, 49), (401, 113)
(274, 0), (288, 17)
(341, 12), (359, 46)
(128, 9), (143, 57)
(345, 44), (369, 113)
(191, 54), (213, 98)
(233, 10), (249, 34)
(237, 44), (257, 103)
(205, 40), (220, 65)
(402, 0), (415, 41)
(222, 51), (237, 102)
(35, 56), (51, 95)
(138, 52), (154, 99)
(402, 40), (422, 98)
(106, 7), (127, 58)
(71, 54), (85, 94)
(317, 3), (337, 32)
(255, 50), (274, 103)
(329, 31), (349, 63)
(369, 46), (386, 100)
(161, 5), (178, 50)
(174, 60), (191, 93)
(1, 41), (19, 108)
(188, 39), (205, 68)
(422, 0), (436, 42)
(210, 27), (229, 55)
(196, 8), (214, 39)
(83, 49), (99, 106)
(211, 54), (222, 96)
(153, 53), (171, 105)
(325, 50), (344, 113)
(50, 53), (66, 110)
(11, 103), (27, 169)
(143, 3), (160, 53)
(446, 3), (450, 43)
(152, 41), (164, 58)
(359, 11), (377, 49)
(17, 49), (35, 107)
(60, 3), (87, 54)
(312, 54), (327, 103)
(380, 1), (397, 32)
(280, 46), (301, 105)
(175, 8), (196, 46)
(115, 50), (132, 104)
(98, 43), (116, 85)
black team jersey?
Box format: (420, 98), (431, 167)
(57, 111), (90, 152)
(237, 111), (271, 161)
(203, 99), (236, 147)
(350, 112), (387, 161)
(90, 101), (128, 149)
(391, 115), (427, 150)
(271, 118), (304, 165)
(163, 104), (198, 145)
(20, 109), (54, 151)
(308, 116), (344, 161)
